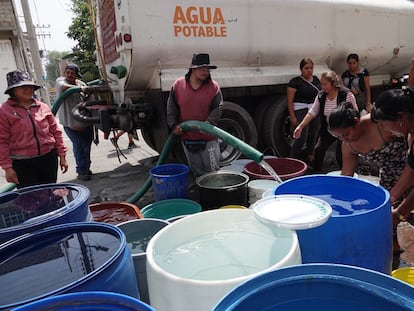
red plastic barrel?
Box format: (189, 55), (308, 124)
(243, 158), (307, 180)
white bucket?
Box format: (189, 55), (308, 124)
(146, 209), (301, 311)
(262, 190), (274, 199)
(248, 179), (280, 205)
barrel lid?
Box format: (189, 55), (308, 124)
(251, 195), (332, 230)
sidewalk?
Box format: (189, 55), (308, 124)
(0, 129), (160, 208)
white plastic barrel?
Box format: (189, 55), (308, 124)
(145, 209), (301, 311)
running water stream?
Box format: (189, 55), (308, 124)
(258, 160), (283, 184)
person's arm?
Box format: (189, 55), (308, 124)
(293, 95), (319, 139)
(293, 112), (314, 139)
(166, 87), (182, 135)
(0, 108), (18, 184)
(390, 163), (414, 204)
(287, 87), (298, 126)
(59, 154), (68, 174)
(363, 75), (372, 112)
(394, 187), (414, 223)
(346, 92), (358, 111)
(340, 143), (359, 176)
(408, 57), (414, 87)
(207, 90), (223, 125)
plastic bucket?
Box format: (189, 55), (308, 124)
(0, 222), (139, 310)
(146, 209), (301, 311)
(13, 291), (155, 311)
(243, 157), (307, 180)
(0, 183), (91, 245)
(117, 218), (170, 305)
(274, 175), (392, 274)
(141, 198), (202, 220)
(196, 170), (249, 210)
(150, 164), (190, 201)
(213, 264), (414, 310)
(89, 201), (143, 224)
(247, 179), (279, 205)
(392, 267), (414, 286)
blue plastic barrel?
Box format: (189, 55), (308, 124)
(13, 291), (155, 311)
(0, 222), (139, 310)
(274, 175), (392, 274)
(0, 183), (91, 244)
(213, 264), (414, 311)
(117, 218), (170, 305)
(150, 164), (190, 201)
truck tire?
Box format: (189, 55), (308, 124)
(262, 97), (292, 157)
(254, 96), (276, 149)
(141, 127), (156, 151)
(218, 101), (258, 166)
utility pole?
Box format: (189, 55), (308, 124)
(21, 0), (50, 105)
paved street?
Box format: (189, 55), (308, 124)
(0, 128), (160, 208)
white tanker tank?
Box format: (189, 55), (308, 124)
(93, 0), (414, 162)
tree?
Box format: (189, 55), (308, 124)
(66, 0), (100, 82)
(45, 51), (70, 85)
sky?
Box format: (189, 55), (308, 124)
(15, 0), (76, 51)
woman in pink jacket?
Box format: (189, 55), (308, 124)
(0, 70), (68, 188)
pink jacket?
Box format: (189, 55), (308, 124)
(0, 98), (67, 169)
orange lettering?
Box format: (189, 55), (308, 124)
(220, 26), (227, 37)
(187, 6), (198, 24)
(173, 6), (186, 23)
(198, 26), (206, 37)
(199, 7), (212, 24)
(205, 26), (213, 37)
(182, 26), (191, 37)
(173, 25), (182, 36)
(213, 8), (225, 24)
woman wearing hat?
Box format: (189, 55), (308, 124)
(167, 53), (223, 177)
(0, 70), (68, 188)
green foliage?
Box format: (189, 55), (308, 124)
(65, 0), (100, 82)
(45, 51), (70, 85)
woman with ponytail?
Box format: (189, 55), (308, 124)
(371, 87), (414, 227)
(329, 101), (408, 263)
(329, 101), (407, 192)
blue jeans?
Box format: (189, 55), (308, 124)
(64, 126), (93, 174)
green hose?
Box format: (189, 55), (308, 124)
(127, 120), (264, 203)
(126, 133), (176, 203)
(51, 87), (84, 115)
(180, 121), (264, 164)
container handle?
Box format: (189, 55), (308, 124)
(226, 187), (238, 192)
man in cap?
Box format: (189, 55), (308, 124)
(167, 53), (223, 177)
(56, 64), (93, 181)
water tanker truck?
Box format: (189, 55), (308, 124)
(86, 0), (414, 164)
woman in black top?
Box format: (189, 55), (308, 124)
(341, 53), (372, 113)
(287, 58), (321, 163)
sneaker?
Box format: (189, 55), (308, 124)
(77, 173), (91, 181)
(128, 142), (137, 149)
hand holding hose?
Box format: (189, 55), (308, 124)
(173, 125), (184, 135)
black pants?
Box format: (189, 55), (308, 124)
(13, 149), (58, 189)
(313, 127), (342, 172)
